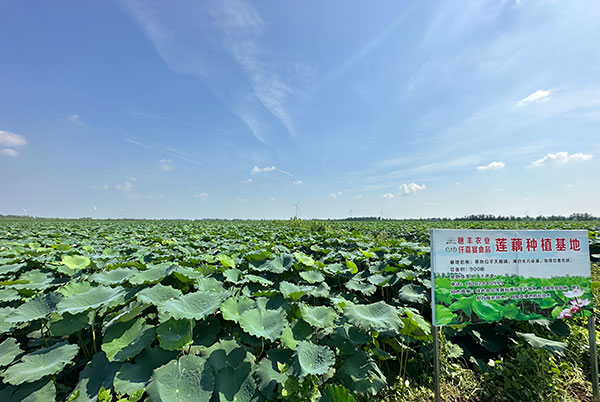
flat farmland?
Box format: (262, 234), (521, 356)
(1, 219), (599, 402)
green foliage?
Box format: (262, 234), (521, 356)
(0, 218), (599, 401)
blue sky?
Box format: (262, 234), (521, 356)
(1, 0), (599, 219)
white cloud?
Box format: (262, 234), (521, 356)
(292, 180), (303, 186)
(382, 193), (395, 199)
(195, 192), (209, 200)
(517, 89), (551, 107)
(566, 184), (574, 188)
(159, 158), (174, 171)
(353, 195), (363, 200)
(329, 191), (342, 199)
(477, 161), (505, 171)
(0, 148), (19, 157)
(528, 152), (593, 167)
(69, 114), (85, 126)
(250, 165), (276, 175)
(399, 183), (426, 195)
(116, 177), (136, 192)
(0, 130), (27, 147)
(242, 178), (253, 184)
(91, 184), (109, 190)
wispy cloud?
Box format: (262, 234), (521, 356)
(382, 193), (395, 199)
(242, 178), (253, 184)
(528, 152), (593, 167)
(250, 165), (276, 175)
(159, 158), (174, 171)
(0, 130), (27, 147)
(116, 177), (136, 192)
(329, 191), (342, 199)
(477, 161), (505, 171)
(0, 130), (27, 157)
(517, 89), (551, 107)
(69, 114), (86, 126)
(124, 137), (209, 167)
(292, 180), (303, 186)
(399, 183), (426, 195)
(0, 148), (19, 157)
(121, 0), (298, 144)
(91, 184), (110, 190)
(195, 192), (209, 200)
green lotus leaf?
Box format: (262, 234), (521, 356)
(252, 254), (294, 273)
(223, 268), (242, 284)
(0, 307), (15, 335)
(214, 363), (262, 402)
(11, 270), (55, 290)
(70, 352), (121, 402)
(255, 349), (293, 399)
(49, 311), (90, 336)
(56, 285), (126, 315)
(293, 252), (315, 266)
(61, 255), (90, 271)
(319, 384), (356, 402)
(102, 317), (156, 362)
(293, 341), (335, 377)
(0, 379), (56, 402)
(241, 274), (273, 286)
(367, 273), (391, 286)
(196, 276), (227, 292)
(217, 254), (236, 268)
(400, 310), (431, 341)
(324, 263), (346, 274)
(130, 264), (175, 285)
(137, 284), (182, 306)
(280, 319), (312, 349)
(0, 338), (22, 367)
(58, 281), (92, 297)
(299, 270), (325, 284)
(344, 301), (403, 332)
(280, 281), (314, 301)
(345, 280), (376, 296)
(0, 288), (20, 302)
(3, 342), (79, 385)
(113, 347), (177, 395)
(308, 282), (331, 299)
(221, 296), (255, 324)
(435, 304), (457, 326)
(105, 299), (149, 327)
(0, 263), (25, 275)
(157, 290), (229, 322)
(147, 355), (215, 402)
(239, 306), (287, 341)
(90, 268), (131, 286)
(472, 300), (502, 323)
(201, 339), (254, 373)
(398, 284), (428, 304)
(516, 332), (566, 355)
(6, 292), (61, 323)
(299, 304), (338, 329)
(338, 351), (387, 395)
(157, 318), (193, 351)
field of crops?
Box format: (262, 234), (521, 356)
(0, 218), (599, 402)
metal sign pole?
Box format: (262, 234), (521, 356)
(433, 325), (441, 402)
(589, 315), (599, 402)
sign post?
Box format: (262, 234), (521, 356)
(430, 229), (595, 400)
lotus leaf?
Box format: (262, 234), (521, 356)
(239, 306), (287, 341)
(102, 317), (156, 361)
(344, 301), (402, 332)
(338, 351), (387, 395)
(293, 341), (335, 377)
(157, 318), (193, 351)
(299, 304), (338, 329)
(6, 292), (61, 323)
(137, 284), (182, 306)
(56, 286), (125, 314)
(3, 342), (79, 385)
(319, 384), (356, 402)
(0, 337), (22, 367)
(147, 355), (215, 402)
(158, 290), (229, 321)
(221, 296), (255, 323)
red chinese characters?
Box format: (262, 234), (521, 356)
(495, 238), (508, 252)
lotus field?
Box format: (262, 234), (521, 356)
(0, 219), (599, 402)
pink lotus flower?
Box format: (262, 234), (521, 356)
(557, 308), (572, 319)
(563, 288), (585, 298)
(570, 305), (581, 314)
(570, 298), (590, 307)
